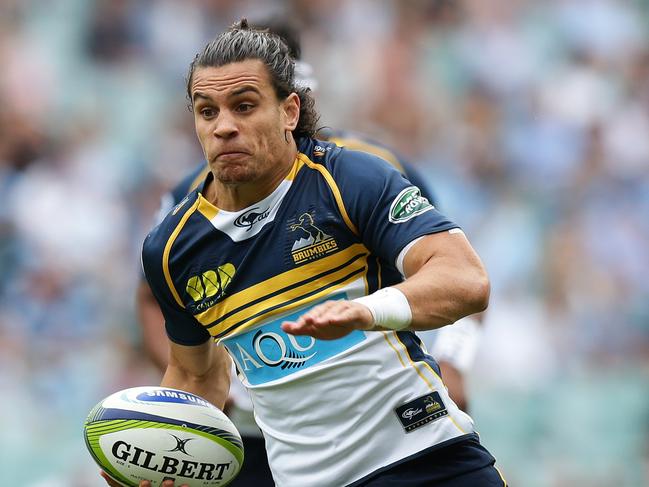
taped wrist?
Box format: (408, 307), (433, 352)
(353, 287), (412, 331)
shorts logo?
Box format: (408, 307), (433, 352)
(234, 206), (270, 231)
(289, 212), (338, 264)
(389, 186), (433, 223)
(395, 391), (448, 433)
(186, 263), (235, 312)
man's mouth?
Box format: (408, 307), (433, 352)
(215, 151), (248, 161)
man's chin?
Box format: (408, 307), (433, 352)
(214, 169), (255, 185)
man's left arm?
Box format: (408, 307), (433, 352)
(395, 230), (489, 329)
(282, 229), (489, 339)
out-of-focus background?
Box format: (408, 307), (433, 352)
(1, 0), (647, 485)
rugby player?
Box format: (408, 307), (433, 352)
(118, 20), (504, 487)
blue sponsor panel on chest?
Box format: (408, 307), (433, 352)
(222, 298), (366, 385)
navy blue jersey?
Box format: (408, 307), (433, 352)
(141, 137), (477, 486)
(143, 137), (454, 345)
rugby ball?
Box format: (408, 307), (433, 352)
(83, 386), (244, 486)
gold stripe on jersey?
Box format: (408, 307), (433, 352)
(200, 246), (367, 335)
(393, 332), (468, 434)
(394, 332), (444, 383)
(328, 136), (406, 174)
(195, 156), (304, 221)
(217, 266), (366, 341)
(363, 267), (369, 296)
(298, 152), (359, 236)
(376, 256), (383, 290)
(163, 198), (201, 308)
(286, 155), (306, 180)
(194, 243), (370, 337)
(382, 332), (407, 368)
(495, 467), (508, 486)
(197, 195), (219, 220)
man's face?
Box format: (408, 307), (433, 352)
(191, 60), (298, 185)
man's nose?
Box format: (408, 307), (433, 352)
(213, 111), (238, 138)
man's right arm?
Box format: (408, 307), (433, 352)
(162, 339), (232, 410)
(140, 222), (230, 409)
(136, 280), (169, 372)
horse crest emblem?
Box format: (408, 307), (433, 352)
(289, 212), (338, 264)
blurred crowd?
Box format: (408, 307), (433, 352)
(0, 0), (647, 486)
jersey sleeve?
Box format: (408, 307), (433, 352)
(400, 160), (438, 208)
(331, 149), (459, 267)
(141, 232), (211, 346)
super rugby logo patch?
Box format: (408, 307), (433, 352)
(395, 391), (448, 433)
(389, 186), (433, 223)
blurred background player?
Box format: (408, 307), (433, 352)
(134, 17), (484, 485)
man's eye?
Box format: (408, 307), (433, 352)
(236, 103), (254, 113)
(200, 108), (216, 118)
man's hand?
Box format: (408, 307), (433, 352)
(281, 300), (373, 340)
(100, 471), (188, 487)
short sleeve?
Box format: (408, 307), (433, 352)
(332, 149), (459, 266)
(141, 232), (211, 346)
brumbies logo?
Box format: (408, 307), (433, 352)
(289, 212), (338, 264)
(389, 186), (433, 223)
(186, 263), (235, 311)
(424, 396), (443, 413)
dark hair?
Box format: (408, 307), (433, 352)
(186, 19), (318, 139)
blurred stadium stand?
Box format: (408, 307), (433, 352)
(0, 0), (647, 485)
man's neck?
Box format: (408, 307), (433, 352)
(206, 146), (298, 211)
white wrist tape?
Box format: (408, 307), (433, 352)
(431, 315), (482, 373)
(353, 287), (412, 331)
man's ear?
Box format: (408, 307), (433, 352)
(282, 92), (300, 131)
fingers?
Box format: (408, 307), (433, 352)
(99, 470), (169, 487)
(99, 471), (116, 486)
(100, 471), (125, 487)
(281, 300), (373, 340)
